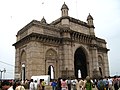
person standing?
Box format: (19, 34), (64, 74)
(8, 82), (14, 90)
(79, 78), (85, 90)
(67, 77), (71, 90)
(85, 76), (92, 90)
(34, 80), (38, 90)
(56, 78), (61, 90)
(113, 76), (119, 90)
(108, 76), (113, 90)
(103, 76), (109, 90)
(13, 81), (17, 90)
(41, 79), (46, 90)
(75, 79), (79, 90)
(61, 78), (67, 90)
(97, 77), (105, 90)
(29, 79), (35, 90)
(1, 80), (10, 90)
(51, 79), (57, 90)
(38, 79), (42, 90)
(15, 81), (25, 90)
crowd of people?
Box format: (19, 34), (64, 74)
(0, 75), (120, 90)
(0, 79), (46, 90)
(50, 76), (120, 90)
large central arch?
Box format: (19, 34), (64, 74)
(74, 47), (87, 79)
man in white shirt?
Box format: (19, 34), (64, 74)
(8, 82), (14, 90)
(34, 80), (38, 90)
(108, 76), (113, 90)
(29, 79), (35, 90)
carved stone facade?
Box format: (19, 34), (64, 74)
(13, 3), (109, 80)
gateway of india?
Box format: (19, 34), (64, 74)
(13, 2), (109, 80)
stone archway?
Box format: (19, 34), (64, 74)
(20, 50), (26, 80)
(74, 47), (87, 79)
(48, 65), (54, 80)
(45, 49), (58, 79)
(98, 55), (103, 77)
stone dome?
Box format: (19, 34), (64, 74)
(61, 2), (69, 10)
(41, 17), (47, 24)
(87, 13), (93, 20)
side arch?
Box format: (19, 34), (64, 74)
(20, 50), (26, 79)
(98, 55), (104, 77)
(45, 48), (58, 79)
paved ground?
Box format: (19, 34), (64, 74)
(45, 85), (97, 90)
(44, 85), (120, 90)
(1, 85), (118, 90)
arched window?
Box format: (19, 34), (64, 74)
(98, 56), (103, 67)
(98, 56), (103, 76)
(45, 48), (57, 79)
(48, 65), (54, 80)
(20, 50), (26, 79)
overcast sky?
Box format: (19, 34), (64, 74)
(0, 0), (120, 79)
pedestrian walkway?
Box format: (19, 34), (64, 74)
(25, 85), (120, 90)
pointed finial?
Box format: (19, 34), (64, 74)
(61, 2), (69, 10)
(87, 13), (93, 20)
(41, 16), (47, 24)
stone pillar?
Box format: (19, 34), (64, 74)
(62, 41), (73, 77)
(58, 46), (63, 78)
(91, 46), (100, 78)
(103, 53), (109, 77)
(27, 41), (44, 79)
(15, 48), (20, 79)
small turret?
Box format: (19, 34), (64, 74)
(87, 13), (95, 35)
(61, 2), (69, 17)
(41, 17), (47, 24)
(87, 13), (94, 26)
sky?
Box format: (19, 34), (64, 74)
(0, 0), (120, 79)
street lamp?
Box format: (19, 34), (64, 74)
(0, 68), (6, 79)
(22, 64), (25, 83)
